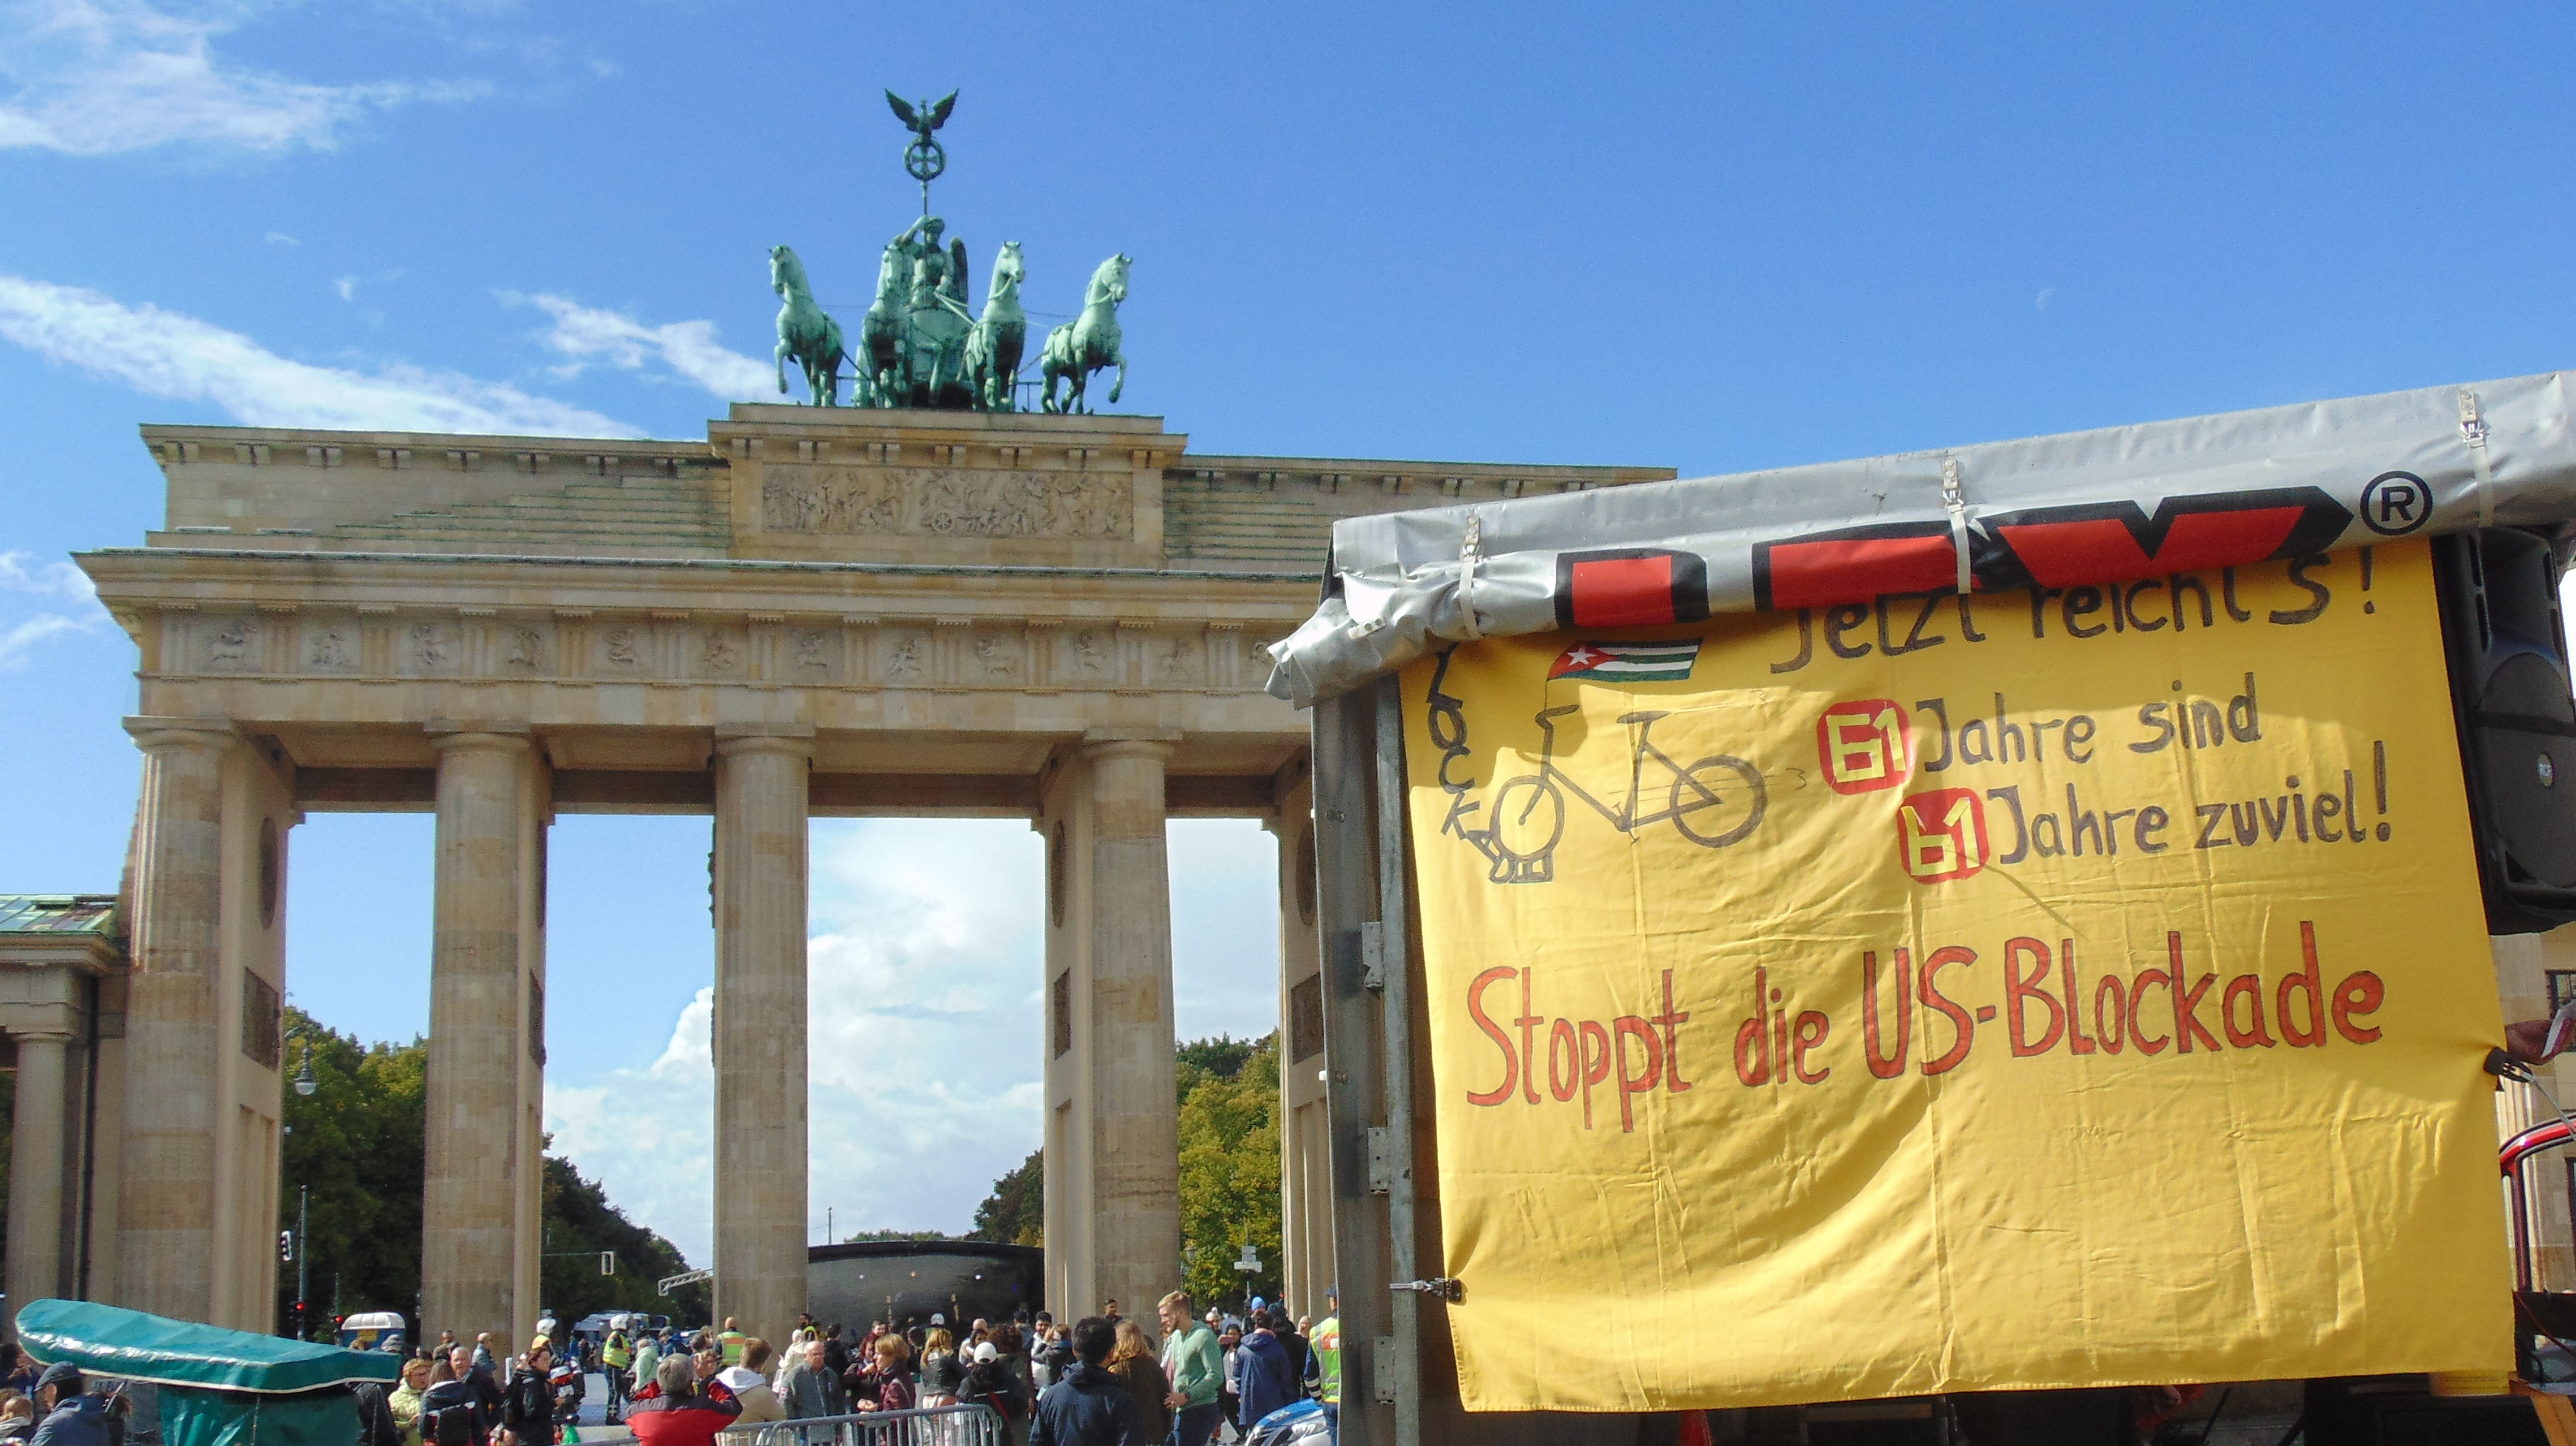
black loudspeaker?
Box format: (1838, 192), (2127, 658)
(2432, 528), (2576, 933)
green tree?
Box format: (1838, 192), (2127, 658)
(539, 1155), (709, 1325)
(1177, 1034), (1281, 1311)
(277, 1009), (426, 1336)
(275, 1005), (705, 1336)
(968, 1151), (1043, 1247)
(962, 1034), (1285, 1307)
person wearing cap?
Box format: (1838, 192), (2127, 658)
(500, 1336), (559, 1446)
(957, 1342), (1026, 1442)
(27, 1364), (108, 1446)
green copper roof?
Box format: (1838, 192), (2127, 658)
(0, 895), (119, 936)
(18, 1300), (400, 1393)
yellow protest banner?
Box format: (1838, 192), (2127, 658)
(1402, 539), (2511, 1412)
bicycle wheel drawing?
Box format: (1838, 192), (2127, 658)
(1486, 774), (1566, 873)
(1668, 756), (1765, 848)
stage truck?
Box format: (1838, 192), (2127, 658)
(1272, 372), (2576, 1446)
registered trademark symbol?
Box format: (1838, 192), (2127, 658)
(2360, 470), (2431, 536)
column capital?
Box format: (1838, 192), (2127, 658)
(714, 724), (815, 761)
(123, 716), (238, 754)
(428, 723), (532, 756)
(1080, 727), (1179, 762)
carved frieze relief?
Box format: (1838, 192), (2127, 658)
(147, 607), (1265, 696)
(760, 464), (1134, 541)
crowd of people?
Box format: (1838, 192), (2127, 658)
(0, 1283), (1339, 1446)
(554, 1289), (1338, 1446)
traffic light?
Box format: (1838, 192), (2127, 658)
(598, 1252), (616, 1277)
(279, 1231), (295, 1263)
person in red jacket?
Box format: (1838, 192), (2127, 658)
(625, 1358), (742, 1446)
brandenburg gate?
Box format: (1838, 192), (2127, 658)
(74, 403), (1666, 1342)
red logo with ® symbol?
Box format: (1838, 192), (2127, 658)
(1897, 789), (1988, 884)
(1817, 700), (1909, 795)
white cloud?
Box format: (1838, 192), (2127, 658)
(544, 821), (1047, 1266)
(540, 817), (1285, 1266)
(0, 0), (487, 155)
(0, 549), (111, 670)
(0, 273), (642, 436)
(263, 231), (298, 247)
(509, 292), (773, 402)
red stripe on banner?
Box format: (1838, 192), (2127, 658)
(1767, 536), (1957, 610)
(1997, 507), (2304, 588)
(1567, 556), (1680, 627)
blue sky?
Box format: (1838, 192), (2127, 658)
(4, 1), (2574, 1264)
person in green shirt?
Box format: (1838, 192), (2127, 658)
(717, 1319), (747, 1366)
(1157, 1291), (1225, 1446)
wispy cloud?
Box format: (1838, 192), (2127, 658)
(263, 231), (299, 247)
(507, 292), (773, 402)
(0, 0), (487, 155)
(0, 549), (111, 670)
(0, 273), (641, 435)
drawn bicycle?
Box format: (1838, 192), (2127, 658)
(1438, 698), (1768, 884)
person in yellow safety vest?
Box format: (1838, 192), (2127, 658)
(717, 1319), (748, 1366)
(601, 1327), (633, 1422)
(1313, 1289), (1340, 1441)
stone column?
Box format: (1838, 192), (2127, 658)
(7, 1028), (75, 1318)
(1083, 735), (1181, 1321)
(423, 728), (529, 1343)
(118, 718), (235, 1322)
(712, 728), (811, 1344)
(1268, 761), (1333, 1320)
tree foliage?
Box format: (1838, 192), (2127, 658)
(274, 1005), (703, 1336)
(963, 1033), (1284, 1311)
(277, 1009), (427, 1332)
(1177, 1034), (1281, 1311)
(968, 1151), (1043, 1247)
(540, 1155), (709, 1325)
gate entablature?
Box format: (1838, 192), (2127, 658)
(81, 402), (1671, 1349)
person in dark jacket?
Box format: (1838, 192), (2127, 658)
(958, 1342), (1028, 1443)
(1028, 1319), (1138, 1446)
(419, 1358), (488, 1446)
(1267, 1310), (1309, 1396)
(352, 1375), (403, 1446)
(1102, 1320), (1168, 1445)
(27, 1366), (110, 1446)
(451, 1348), (505, 1431)
(1233, 1316), (1295, 1432)
(500, 1338), (558, 1446)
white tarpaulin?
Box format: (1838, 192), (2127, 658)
(1264, 372), (2576, 705)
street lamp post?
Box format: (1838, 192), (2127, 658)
(290, 1033), (316, 1339)
(295, 1184), (309, 1340)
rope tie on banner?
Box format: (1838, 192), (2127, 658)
(1457, 513), (1484, 640)
(1941, 457), (1972, 594)
(2461, 389), (2496, 528)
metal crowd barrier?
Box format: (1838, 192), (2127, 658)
(735, 1405), (1007, 1446)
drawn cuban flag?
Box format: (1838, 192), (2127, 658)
(1546, 638), (1703, 682)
